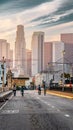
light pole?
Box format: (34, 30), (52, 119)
(62, 50), (65, 91)
(70, 64), (73, 92)
(2, 57), (5, 91)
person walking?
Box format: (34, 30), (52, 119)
(43, 82), (46, 96)
(21, 86), (24, 96)
(13, 84), (16, 96)
(38, 85), (41, 95)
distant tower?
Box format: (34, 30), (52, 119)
(26, 49), (32, 77)
(15, 25), (27, 76)
(44, 42), (52, 70)
(31, 32), (44, 76)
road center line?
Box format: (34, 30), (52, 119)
(33, 95), (61, 112)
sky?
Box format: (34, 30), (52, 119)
(0, 0), (73, 50)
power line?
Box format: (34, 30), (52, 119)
(0, 59), (39, 62)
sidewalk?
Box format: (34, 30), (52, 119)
(0, 90), (12, 101)
(47, 90), (73, 99)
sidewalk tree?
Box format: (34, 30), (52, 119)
(60, 73), (70, 79)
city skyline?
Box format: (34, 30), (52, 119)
(0, 0), (73, 50)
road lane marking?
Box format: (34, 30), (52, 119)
(0, 100), (8, 111)
(51, 106), (55, 108)
(47, 104), (51, 106)
(57, 109), (60, 112)
(1, 109), (19, 114)
(36, 97), (40, 99)
(9, 95), (13, 100)
(44, 101), (48, 104)
(0, 95), (13, 111)
(65, 114), (70, 117)
(36, 97), (55, 107)
(36, 95), (62, 113)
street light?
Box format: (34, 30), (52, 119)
(62, 50), (65, 91)
(2, 57), (5, 91)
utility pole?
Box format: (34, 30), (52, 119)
(70, 63), (73, 92)
(62, 50), (65, 91)
(2, 57), (5, 91)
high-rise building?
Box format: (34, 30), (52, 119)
(31, 32), (44, 76)
(52, 41), (64, 63)
(0, 39), (13, 69)
(15, 25), (27, 76)
(0, 39), (8, 60)
(44, 42), (52, 70)
(26, 49), (32, 77)
(10, 49), (13, 69)
(61, 33), (73, 63)
(52, 41), (65, 82)
(61, 33), (73, 44)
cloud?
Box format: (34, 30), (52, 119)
(0, 0), (73, 29)
(36, 10), (73, 28)
(29, 0), (73, 29)
(0, 1), (58, 30)
(0, 0), (73, 49)
(0, 0), (52, 15)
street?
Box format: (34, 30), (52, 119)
(0, 90), (73, 130)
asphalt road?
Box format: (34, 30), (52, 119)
(0, 90), (73, 130)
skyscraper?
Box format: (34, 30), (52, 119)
(26, 49), (32, 77)
(61, 33), (73, 63)
(52, 41), (64, 63)
(44, 42), (52, 70)
(0, 39), (9, 60)
(61, 33), (73, 44)
(10, 49), (13, 69)
(0, 39), (13, 69)
(52, 41), (65, 82)
(15, 25), (27, 76)
(31, 32), (44, 76)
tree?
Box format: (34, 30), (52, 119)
(60, 73), (70, 79)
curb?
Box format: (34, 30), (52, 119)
(47, 91), (73, 99)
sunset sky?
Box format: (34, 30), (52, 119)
(0, 0), (73, 49)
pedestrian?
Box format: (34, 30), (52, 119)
(38, 85), (41, 95)
(43, 82), (46, 96)
(13, 84), (16, 96)
(21, 86), (24, 96)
